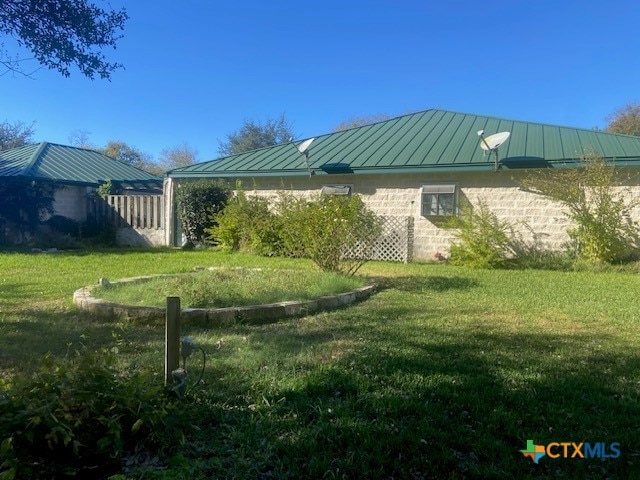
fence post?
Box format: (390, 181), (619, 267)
(165, 297), (181, 386)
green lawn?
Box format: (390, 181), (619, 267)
(1, 249), (639, 479)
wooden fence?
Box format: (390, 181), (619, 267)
(87, 194), (164, 230)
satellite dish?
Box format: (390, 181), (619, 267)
(297, 138), (315, 154)
(479, 131), (510, 151)
(477, 131), (511, 170)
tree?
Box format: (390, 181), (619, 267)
(68, 129), (93, 149)
(0, 120), (35, 151)
(520, 152), (638, 263)
(0, 0), (128, 79)
(158, 143), (198, 171)
(100, 140), (153, 171)
(333, 113), (391, 132)
(605, 102), (640, 136)
(218, 113), (296, 156)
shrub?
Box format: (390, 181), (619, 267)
(45, 215), (80, 237)
(209, 189), (382, 275)
(279, 193), (383, 275)
(97, 179), (116, 197)
(0, 178), (56, 243)
(80, 216), (117, 247)
(520, 153), (639, 263)
(207, 189), (284, 256)
(175, 179), (230, 247)
(0, 350), (186, 479)
(448, 201), (513, 269)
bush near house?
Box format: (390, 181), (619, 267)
(175, 179), (230, 247)
(520, 153), (639, 263)
(278, 193), (383, 275)
(209, 191), (383, 275)
(207, 189), (284, 256)
(448, 201), (515, 269)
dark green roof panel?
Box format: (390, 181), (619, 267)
(0, 142), (162, 187)
(168, 109), (640, 178)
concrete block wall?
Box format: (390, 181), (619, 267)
(116, 226), (166, 247)
(170, 168), (640, 261)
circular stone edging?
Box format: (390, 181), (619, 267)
(73, 272), (376, 326)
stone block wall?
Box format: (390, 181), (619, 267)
(169, 168), (640, 261)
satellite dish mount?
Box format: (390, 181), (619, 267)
(295, 138), (315, 176)
(477, 130), (510, 171)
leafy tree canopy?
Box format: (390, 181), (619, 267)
(218, 113), (295, 156)
(0, 120), (35, 151)
(99, 140), (153, 171)
(605, 102), (640, 136)
(0, 0), (128, 79)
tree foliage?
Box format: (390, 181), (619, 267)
(218, 113), (295, 156)
(0, 120), (35, 152)
(158, 143), (198, 171)
(0, 0), (128, 79)
(605, 102), (640, 136)
(175, 179), (230, 247)
(0, 178), (56, 242)
(99, 140), (153, 171)
(520, 153), (638, 263)
(332, 113), (391, 132)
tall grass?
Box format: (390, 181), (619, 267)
(94, 268), (365, 308)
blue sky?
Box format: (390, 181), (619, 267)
(2, 0), (639, 164)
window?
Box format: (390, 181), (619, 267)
(421, 184), (457, 217)
(321, 185), (352, 196)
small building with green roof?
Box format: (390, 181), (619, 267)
(0, 142), (162, 223)
(166, 108), (640, 260)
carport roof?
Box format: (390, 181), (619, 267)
(168, 109), (640, 178)
(0, 142), (162, 189)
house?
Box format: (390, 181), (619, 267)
(166, 109), (640, 261)
(0, 142), (163, 244)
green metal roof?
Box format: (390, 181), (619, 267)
(0, 142), (162, 189)
(168, 109), (640, 179)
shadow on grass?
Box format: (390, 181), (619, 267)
(0, 283), (37, 302)
(0, 309), (164, 375)
(380, 275), (480, 293)
(184, 309), (639, 480)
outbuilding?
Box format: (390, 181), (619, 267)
(0, 142), (162, 243)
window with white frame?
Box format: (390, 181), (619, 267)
(321, 185), (352, 196)
(421, 184), (457, 217)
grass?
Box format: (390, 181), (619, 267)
(93, 268), (365, 308)
(1, 248), (639, 478)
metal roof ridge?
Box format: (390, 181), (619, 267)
(21, 142), (49, 176)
